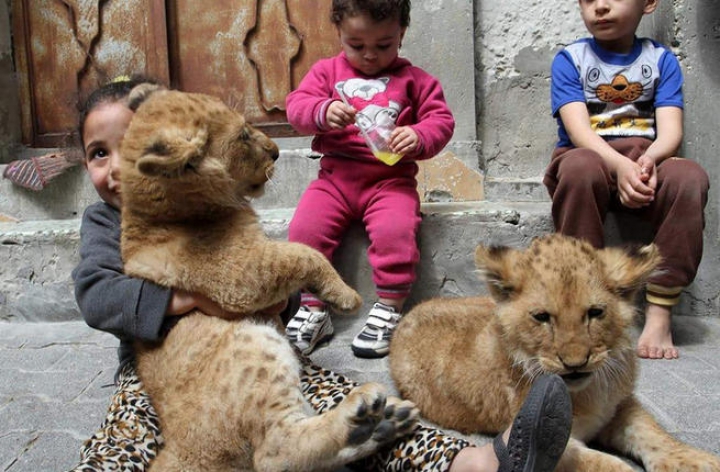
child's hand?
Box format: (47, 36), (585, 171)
(258, 299), (289, 317)
(168, 290), (238, 319)
(615, 158), (655, 209)
(168, 290), (287, 320)
(636, 154), (658, 190)
(326, 101), (356, 129)
(389, 126), (419, 155)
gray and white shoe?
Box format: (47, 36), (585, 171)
(285, 306), (334, 355)
(351, 302), (401, 358)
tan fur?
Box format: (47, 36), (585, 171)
(120, 86), (417, 471)
(390, 234), (720, 472)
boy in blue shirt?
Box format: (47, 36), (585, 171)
(543, 0), (709, 360)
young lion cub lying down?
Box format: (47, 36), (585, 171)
(390, 234), (720, 472)
(119, 84), (418, 471)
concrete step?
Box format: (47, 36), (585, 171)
(2, 197), (717, 321)
(0, 140), (483, 222)
(2, 147), (716, 321)
(483, 176), (550, 202)
(0, 149), (323, 221)
(0, 201), (555, 322)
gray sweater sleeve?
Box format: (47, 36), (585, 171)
(72, 202), (172, 343)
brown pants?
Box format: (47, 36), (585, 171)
(543, 137), (709, 301)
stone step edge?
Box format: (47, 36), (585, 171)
(0, 201), (554, 323)
(0, 201), (552, 237)
(2, 200), (715, 320)
(482, 176), (551, 203)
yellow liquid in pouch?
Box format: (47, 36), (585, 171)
(373, 151), (403, 166)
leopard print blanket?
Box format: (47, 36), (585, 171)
(69, 359), (469, 472)
(71, 363), (161, 471)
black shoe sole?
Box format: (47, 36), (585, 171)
(496, 373), (573, 472)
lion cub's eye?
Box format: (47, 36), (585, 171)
(587, 307), (605, 319)
(238, 127), (251, 141)
(532, 311), (551, 323)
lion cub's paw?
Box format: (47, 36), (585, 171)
(647, 448), (720, 472)
(326, 286), (363, 314)
(344, 383), (389, 445)
(342, 384), (418, 448)
(373, 396), (419, 445)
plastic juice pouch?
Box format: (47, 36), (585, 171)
(362, 123), (404, 166)
(337, 89), (403, 166)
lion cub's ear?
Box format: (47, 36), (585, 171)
(600, 244), (662, 300)
(128, 83), (165, 111)
(137, 127), (209, 177)
(475, 245), (519, 301)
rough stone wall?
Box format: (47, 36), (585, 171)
(674, 3), (720, 317)
(474, 1), (585, 178)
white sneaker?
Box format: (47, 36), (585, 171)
(351, 302), (401, 358)
(285, 306), (334, 355)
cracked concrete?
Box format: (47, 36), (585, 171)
(2, 313), (720, 471)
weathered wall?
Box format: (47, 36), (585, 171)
(675, 3), (720, 317)
(474, 1), (582, 178)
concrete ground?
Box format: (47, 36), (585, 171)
(1, 307), (720, 471)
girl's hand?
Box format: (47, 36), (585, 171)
(168, 290), (287, 320)
(326, 101), (356, 129)
(389, 126), (419, 155)
(258, 299), (289, 317)
(168, 290), (237, 319)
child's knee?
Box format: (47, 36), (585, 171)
(556, 149), (606, 186)
(660, 159), (709, 201)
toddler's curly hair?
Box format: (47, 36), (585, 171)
(331, 0), (411, 28)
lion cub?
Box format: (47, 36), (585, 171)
(390, 234), (720, 472)
(119, 84), (417, 471)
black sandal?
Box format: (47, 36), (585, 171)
(494, 374), (572, 472)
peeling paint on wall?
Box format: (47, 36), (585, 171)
(417, 151), (484, 202)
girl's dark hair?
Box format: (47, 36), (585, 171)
(331, 0), (411, 28)
(77, 75), (158, 148)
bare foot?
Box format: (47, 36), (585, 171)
(637, 303), (678, 359)
(448, 445), (497, 472)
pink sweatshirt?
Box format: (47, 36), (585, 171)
(286, 52), (455, 163)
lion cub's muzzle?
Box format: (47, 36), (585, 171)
(560, 370), (593, 388)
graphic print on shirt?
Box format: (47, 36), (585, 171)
(583, 64), (655, 137)
(335, 77), (402, 134)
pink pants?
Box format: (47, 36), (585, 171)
(543, 137), (709, 305)
(288, 157), (421, 302)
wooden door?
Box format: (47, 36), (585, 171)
(12, 0), (170, 147)
(167, 0), (338, 136)
(12, 0), (338, 147)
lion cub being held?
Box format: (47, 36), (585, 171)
(120, 84), (417, 471)
(390, 234), (720, 472)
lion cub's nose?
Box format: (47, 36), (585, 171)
(559, 353), (590, 370)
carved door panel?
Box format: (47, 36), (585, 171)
(12, 0), (169, 147)
(167, 0), (338, 136)
(13, 0), (337, 146)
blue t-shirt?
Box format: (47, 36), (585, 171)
(551, 37), (683, 148)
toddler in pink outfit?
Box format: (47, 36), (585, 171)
(285, 0), (454, 358)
